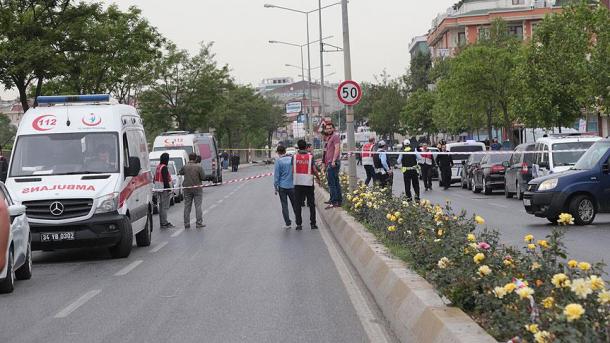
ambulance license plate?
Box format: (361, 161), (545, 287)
(41, 232), (75, 242)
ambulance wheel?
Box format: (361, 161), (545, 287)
(0, 249), (15, 294)
(109, 222), (133, 259)
(136, 210), (153, 247)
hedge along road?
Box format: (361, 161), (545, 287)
(351, 165), (610, 275)
(1, 164), (397, 343)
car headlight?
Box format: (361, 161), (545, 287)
(95, 193), (119, 214)
(538, 179), (558, 191)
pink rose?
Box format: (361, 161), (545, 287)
(478, 242), (491, 250)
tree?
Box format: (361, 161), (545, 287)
(368, 72), (407, 141)
(0, 1), (99, 111)
(0, 115), (16, 149)
(138, 42), (230, 134)
(405, 50), (432, 92)
(514, 3), (610, 130)
(401, 89), (437, 138)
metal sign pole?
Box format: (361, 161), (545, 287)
(341, 0), (356, 191)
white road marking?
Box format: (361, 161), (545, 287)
(171, 228), (185, 238)
(114, 260), (143, 276)
(319, 221), (395, 343)
(223, 194), (231, 200)
(217, 199), (224, 204)
(208, 204), (217, 210)
(54, 290), (101, 318)
(150, 241), (168, 253)
(489, 202), (509, 209)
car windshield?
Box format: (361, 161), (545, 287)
(552, 141), (596, 167)
(488, 153), (511, 164)
(10, 132), (119, 177)
(449, 145), (484, 161)
(154, 146), (193, 154)
(573, 142), (610, 170)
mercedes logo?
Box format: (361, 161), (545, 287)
(49, 201), (64, 216)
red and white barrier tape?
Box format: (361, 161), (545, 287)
(152, 172), (273, 192)
(340, 149), (590, 156)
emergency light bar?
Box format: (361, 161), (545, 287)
(36, 94), (111, 104)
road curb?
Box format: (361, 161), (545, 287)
(314, 186), (496, 343)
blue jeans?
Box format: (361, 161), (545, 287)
(326, 161), (342, 205)
(278, 187), (297, 226)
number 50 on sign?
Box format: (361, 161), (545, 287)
(337, 80), (362, 106)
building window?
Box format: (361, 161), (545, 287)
(587, 115), (598, 133)
(478, 27), (490, 40)
(512, 0), (524, 5)
(508, 25), (524, 40)
(457, 32), (466, 46)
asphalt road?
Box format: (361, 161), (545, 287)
(352, 164), (610, 275)
(2, 164), (395, 343)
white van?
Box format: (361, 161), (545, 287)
(6, 95), (153, 258)
(532, 135), (602, 177)
(153, 132), (221, 183)
(446, 141), (486, 184)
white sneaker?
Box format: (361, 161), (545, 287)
(282, 225), (291, 230)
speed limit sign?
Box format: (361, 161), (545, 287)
(337, 80), (362, 106)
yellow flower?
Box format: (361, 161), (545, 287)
(551, 273), (571, 288)
(534, 331), (552, 343)
(437, 257), (450, 269)
(478, 265), (492, 276)
(474, 215), (485, 225)
(394, 211), (401, 218)
(564, 303), (585, 322)
(588, 275), (605, 291)
(473, 253), (485, 264)
(568, 260), (578, 268)
(531, 262), (541, 271)
(437, 229), (444, 236)
(528, 244), (536, 251)
(397, 218), (404, 224)
(387, 225), (397, 232)
(570, 278), (593, 299)
(386, 213), (392, 220)
(493, 286), (507, 299)
(558, 213), (574, 225)
(467, 233), (476, 242)
(525, 324), (539, 334)
(524, 234), (534, 243)
(504, 283), (517, 293)
(537, 240), (549, 248)
(542, 297), (554, 309)
(578, 262), (591, 271)
(503, 259), (513, 267)
(598, 291), (610, 304)
(516, 287), (534, 299)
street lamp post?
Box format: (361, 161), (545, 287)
(265, 2), (342, 136)
(341, 0), (357, 190)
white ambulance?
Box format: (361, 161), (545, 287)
(6, 95), (153, 258)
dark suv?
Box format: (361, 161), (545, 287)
(504, 143), (536, 200)
(524, 140), (610, 225)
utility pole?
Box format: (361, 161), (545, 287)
(342, 0), (356, 190)
(306, 13), (314, 137)
(318, 0), (325, 119)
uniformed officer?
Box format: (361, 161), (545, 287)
(293, 140), (320, 230)
(400, 140), (420, 201)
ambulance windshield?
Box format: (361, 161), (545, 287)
(10, 132), (120, 177)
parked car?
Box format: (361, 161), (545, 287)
(524, 139), (610, 225)
(0, 182), (32, 293)
(532, 135), (601, 177)
(446, 141), (486, 185)
(472, 152), (512, 195)
(461, 153), (485, 190)
(167, 162), (182, 205)
(503, 143), (536, 200)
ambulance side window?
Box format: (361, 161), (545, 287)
(123, 133), (130, 171)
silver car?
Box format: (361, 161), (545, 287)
(0, 182), (32, 293)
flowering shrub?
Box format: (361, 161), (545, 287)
(328, 178), (609, 342)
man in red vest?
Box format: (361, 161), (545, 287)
(293, 139), (320, 230)
(361, 137), (376, 186)
(154, 153), (174, 228)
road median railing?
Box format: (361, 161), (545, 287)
(314, 171), (609, 342)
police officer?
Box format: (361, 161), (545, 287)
(373, 140), (392, 189)
(400, 140), (420, 201)
(154, 153), (174, 228)
(436, 144), (453, 190)
(293, 140), (319, 230)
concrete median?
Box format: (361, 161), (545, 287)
(314, 186), (496, 343)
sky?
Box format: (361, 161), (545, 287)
(1, 0), (456, 99)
